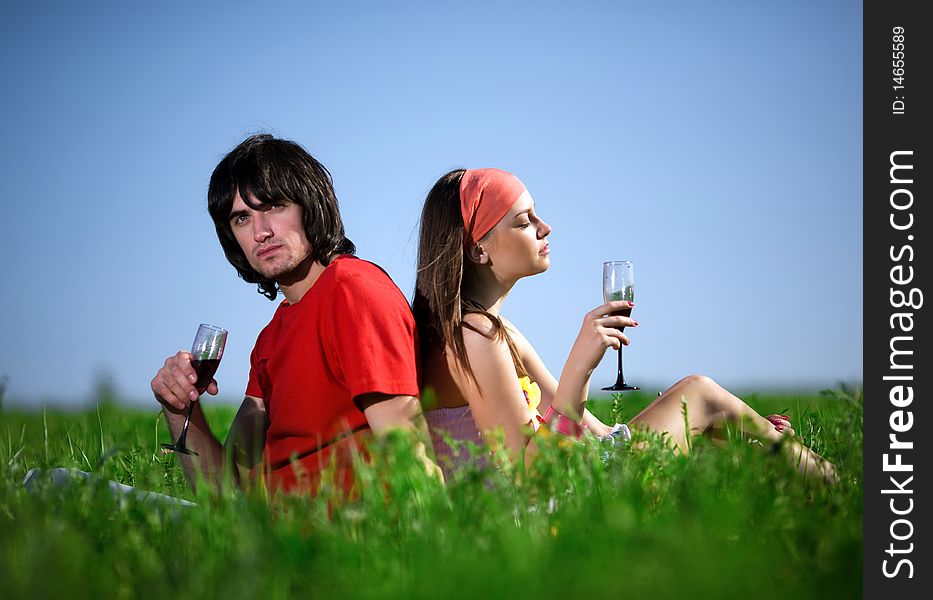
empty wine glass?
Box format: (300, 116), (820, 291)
(602, 261), (638, 392)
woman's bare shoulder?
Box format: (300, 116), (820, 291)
(498, 315), (532, 350)
(461, 311), (499, 340)
(459, 314), (515, 369)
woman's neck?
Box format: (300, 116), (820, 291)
(463, 268), (515, 316)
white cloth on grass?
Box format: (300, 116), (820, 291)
(23, 467), (197, 508)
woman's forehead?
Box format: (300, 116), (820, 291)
(506, 190), (534, 216)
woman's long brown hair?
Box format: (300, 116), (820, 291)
(413, 169), (527, 388)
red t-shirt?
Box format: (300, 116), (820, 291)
(245, 255), (419, 494)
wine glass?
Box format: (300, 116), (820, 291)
(161, 324), (227, 456)
(602, 261), (638, 392)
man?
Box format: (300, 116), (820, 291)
(151, 134), (438, 495)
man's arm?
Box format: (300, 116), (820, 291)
(224, 395), (268, 486)
(152, 351), (267, 493)
(160, 400), (227, 492)
(359, 393), (443, 482)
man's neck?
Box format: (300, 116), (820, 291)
(278, 255), (334, 304)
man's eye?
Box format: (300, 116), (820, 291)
(232, 214), (248, 225)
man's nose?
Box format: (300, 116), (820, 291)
(252, 213), (273, 242)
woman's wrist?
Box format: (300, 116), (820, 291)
(564, 346), (597, 381)
(550, 393), (585, 422)
(541, 406), (585, 439)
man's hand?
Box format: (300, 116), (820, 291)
(151, 351), (219, 411)
(361, 394), (444, 483)
(150, 350), (234, 493)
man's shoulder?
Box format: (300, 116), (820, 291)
(325, 256), (414, 327)
(327, 255), (398, 289)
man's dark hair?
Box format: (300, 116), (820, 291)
(208, 134), (356, 300)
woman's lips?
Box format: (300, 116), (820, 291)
(539, 243), (550, 256)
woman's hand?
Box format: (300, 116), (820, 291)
(552, 300), (637, 423)
(766, 414), (795, 436)
(566, 300), (637, 375)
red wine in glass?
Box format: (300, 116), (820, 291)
(602, 261), (638, 392)
(162, 324), (227, 456)
(190, 359), (221, 393)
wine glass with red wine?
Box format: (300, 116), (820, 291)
(161, 324), (227, 456)
(602, 261), (638, 392)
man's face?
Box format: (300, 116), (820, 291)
(229, 191), (314, 283)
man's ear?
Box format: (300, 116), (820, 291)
(466, 243), (489, 265)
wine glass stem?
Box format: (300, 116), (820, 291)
(176, 401), (195, 447)
(616, 347), (625, 386)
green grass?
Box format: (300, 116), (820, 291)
(0, 388), (863, 599)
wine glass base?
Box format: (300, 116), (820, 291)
(602, 384), (639, 392)
(161, 443), (198, 456)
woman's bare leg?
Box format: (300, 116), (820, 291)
(629, 375), (836, 482)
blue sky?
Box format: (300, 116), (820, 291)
(0, 0), (862, 408)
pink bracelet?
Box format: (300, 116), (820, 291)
(542, 406), (584, 439)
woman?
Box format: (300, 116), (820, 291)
(414, 168), (835, 483)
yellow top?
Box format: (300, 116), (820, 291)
(519, 376), (541, 412)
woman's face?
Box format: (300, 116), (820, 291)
(478, 190), (552, 281)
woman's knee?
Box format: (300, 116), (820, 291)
(678, 373), (718, 392)
(677, 374), (737, 414)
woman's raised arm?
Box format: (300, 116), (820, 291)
(547, 300), (636, 424)
(501, 317), (615, 437)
